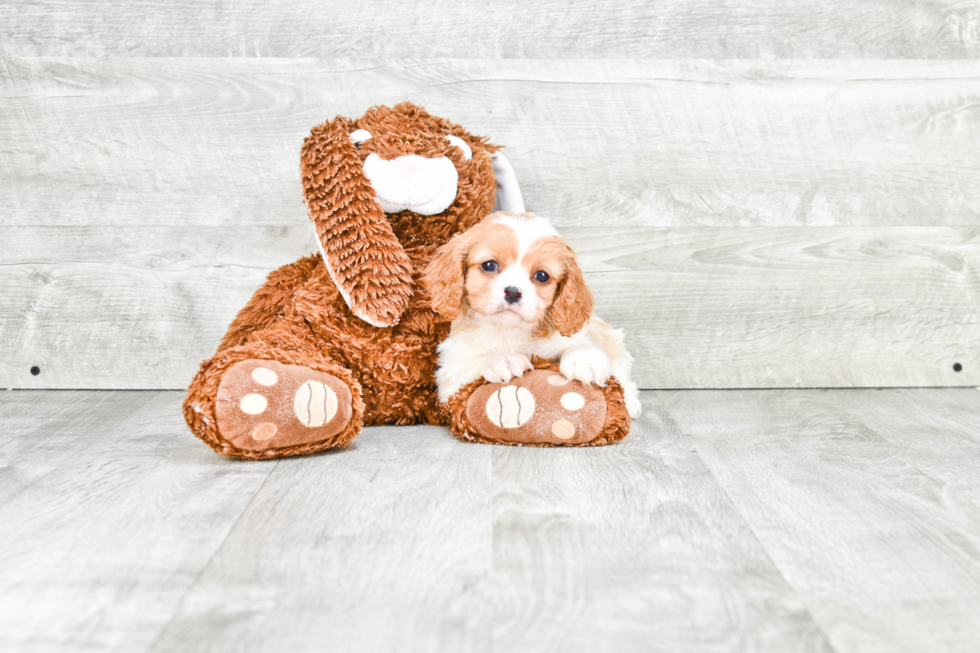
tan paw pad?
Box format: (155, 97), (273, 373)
(560, 392), (585, 410)
(252, 423), (278, 441)
(251, 367), (278, 386)
(216, 359), (353, 451)
(466, 369), (607, 445)
(294, 381), (338, 427)
(552, 420), (576, 439)
(240, 394), (268, 415)
(485, 386), (535, 428)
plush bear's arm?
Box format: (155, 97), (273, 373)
(301, 118), (414, 328)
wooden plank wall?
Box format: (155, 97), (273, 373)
(1, 6), (978, 390)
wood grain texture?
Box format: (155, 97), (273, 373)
(2, 0), (980, 58)
(0, 390), (278, 652)
(485, 393), (833, 652)
(586, 226), (980, 389)
(0, 225), (314, 390)
(8, 389), (980, 652)
(2, 225), (977, 390)
(144, 393), (832, 653)
(661, 387), (980, 652)
(3, 57), (979, 389)
(3, 58), (980, 229)
(151, 423), (494, 653)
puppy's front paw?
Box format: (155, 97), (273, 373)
(560, 349), (611, 386)
(622, 381), (642, 419)
(483, 354), (534, 384)
(625, 395), (642, 419)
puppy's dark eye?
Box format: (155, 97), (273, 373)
(482, 261), (498, 272)
(534, 270), (550, 283)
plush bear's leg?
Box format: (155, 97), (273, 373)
(185, 255), (365, 459)
(184, 328), (364, 459)
(184, 260), (365, 459)
(442, 361), (631, 447)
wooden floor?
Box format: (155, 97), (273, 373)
(3, 388), (979, 652)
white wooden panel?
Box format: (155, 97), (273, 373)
(2, 0), (978, 58)
(2, 225), (976, 390)
(583, 226), (980, 388)
(0, 225), (316, 390)
(663, 387), (980, 652)
(0, 390), (277, 652)
(3, 58), (980, 229)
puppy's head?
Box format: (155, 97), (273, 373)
(424, 212), (593, 337)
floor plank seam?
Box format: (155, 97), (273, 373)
(146, 458), (282, 653)
(663, 406), (842, 653)
(1, 390), (129, 503)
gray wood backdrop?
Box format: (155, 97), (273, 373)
(2, 5), (979, 390)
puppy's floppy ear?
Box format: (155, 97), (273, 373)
(423, 233), (468, 320)
(301, 116), (414, 328)
(550, 245), (593, 337)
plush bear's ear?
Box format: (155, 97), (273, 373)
(300, 117), (414, 328)
(423, 234), (468, 321)
(490, 150), (526, 214)
(550, 247), (593, 337)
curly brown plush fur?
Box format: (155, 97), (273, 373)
(183, 102), (630, 459)
(184, 103), (498, 458)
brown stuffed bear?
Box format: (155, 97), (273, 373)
(183, 103), (630, 459)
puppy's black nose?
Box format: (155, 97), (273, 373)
(504, 286), (522, 304)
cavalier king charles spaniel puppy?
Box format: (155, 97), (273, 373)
(424, 212), (641, 418)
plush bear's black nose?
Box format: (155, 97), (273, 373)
(504, 286), (522, 304)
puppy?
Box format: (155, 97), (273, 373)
(424, 212), (641, 418)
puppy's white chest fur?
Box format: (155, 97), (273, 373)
(435, 319), (535, 400)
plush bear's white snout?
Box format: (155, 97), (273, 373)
(362, 153), (459, 216)
(391, 156), (426, 182)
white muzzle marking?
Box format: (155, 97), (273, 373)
(362, 153), (459, 215)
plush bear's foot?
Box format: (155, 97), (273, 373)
(215, 359), (354, 452)
(445, 365), (631, 447)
